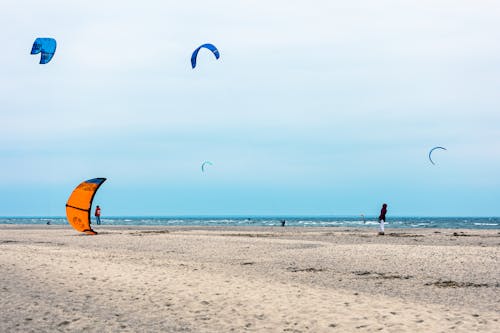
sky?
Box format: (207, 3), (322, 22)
(1, 0), (499, 216)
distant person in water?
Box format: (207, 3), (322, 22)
(95, 205), (101, 225)
(378, 203), (387, 235)
(281, 219), (286, 227)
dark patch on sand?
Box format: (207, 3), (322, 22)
(222, 233), (276, 238)
(353, 271), (412, 279)
(285, 244), (323, 250)
(0, 240), (64, 246)
(0, 240), (19, 244)
(33, 241), (65, 246)
(130, 230), (170, 236)
(452, 232), (473, 237)
(387, 233), (424, 238)
(89, 231), (123, 235)
(241, 262), (255, 265)
(425, 280), (491, 288)
(449, 232), (499, 238)
(287, 267), (325, 273)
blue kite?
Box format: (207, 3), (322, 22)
(428, 146), (447, 165)
(31, 38), (57, 64)
(191, 43), (220, 69)
(201, 161), (213, 172)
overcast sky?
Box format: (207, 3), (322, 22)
(1, 0), (499, 216)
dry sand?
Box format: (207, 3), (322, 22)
(1, 225), (499, 332)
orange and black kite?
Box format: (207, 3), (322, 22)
(65, 178), (106, 235)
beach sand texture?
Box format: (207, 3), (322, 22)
(1, 225), (499, 332)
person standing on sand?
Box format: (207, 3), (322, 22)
(378, 203), (387, 235)
(95, 205), (101, 225)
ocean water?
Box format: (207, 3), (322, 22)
(0, 217), (499, 229)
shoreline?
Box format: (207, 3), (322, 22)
(1, 216), (499, 231)
(1, 223), (499, 230)
(1, 225), (499, 332)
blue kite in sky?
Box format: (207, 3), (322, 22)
(191, 43), (220, 69)
(30, 38), (57, 64)
(428, 146), (447, 165)
(201, 161), (213, 172)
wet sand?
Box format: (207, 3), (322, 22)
(1, 225), (499, 332)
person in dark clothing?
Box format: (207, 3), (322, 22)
(378, 203), (387, 235)
(281, 220), (286, 227)
(95, 205), (101, 225)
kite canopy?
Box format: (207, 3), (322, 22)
(201, 161), (213, 172)
(191, 43), (220, 68)
(428, 146), (447, 165)
(65, 178), (106, 235)
(30, 38), (57, 64)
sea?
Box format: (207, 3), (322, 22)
(0, 216), (499, 229)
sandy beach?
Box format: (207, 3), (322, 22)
(1, 225), (499, 332)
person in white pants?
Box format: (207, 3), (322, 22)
(378, 203), (387, 235)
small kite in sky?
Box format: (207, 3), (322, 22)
(31, 38), (57, 64)
(428, 146), (447, 165)
(201, 161), (213, 172)
(191, 43), (220, 68)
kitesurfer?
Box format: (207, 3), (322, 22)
(378, 203), (387, 235)
(95, 205), (101, 225)
(281, 219), (286, 227)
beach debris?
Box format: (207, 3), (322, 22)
(65, 178), (107, 235)
(428, 146), (447, 165)
(191, 43), (220, 68)
(30, 38), (57, 64)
